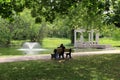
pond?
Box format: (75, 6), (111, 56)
(0, 47), (53, 56)
(0, 47), (104, 56)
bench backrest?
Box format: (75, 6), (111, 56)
(56, 48), (63, 53)
(56, 48), (71, 54)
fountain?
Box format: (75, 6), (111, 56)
(18, 42), (46, 54)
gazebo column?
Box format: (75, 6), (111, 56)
(74, 30), (77, 47)
(88, 32), (91, 42)
(74, 29), (85, 48)
(91, 29), (94, 44)
(80, 32), (84, 43)
(95, 33), (99, 44)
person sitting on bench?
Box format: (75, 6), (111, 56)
(51, 49), (58, 59)
(58, 44), (65, 59)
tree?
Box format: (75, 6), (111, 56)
(0, 18), (11, 46)
(1, 0), (120, 46)
(64, 0), (105, 43)
(0, 0), (25, 19)
(103, 0), (120, 28)
(12, 16), (30, 40)
(0, 0), (83, 22)
(1, 0), (120, 27)
(0, 15), (31, 46)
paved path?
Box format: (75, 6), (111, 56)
(0, 49), (120, 63)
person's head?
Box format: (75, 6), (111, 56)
(60, 44), (63, 47)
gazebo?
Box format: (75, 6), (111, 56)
(74, 29), (111, 49)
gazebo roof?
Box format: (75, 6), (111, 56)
(74, 29), (85, 32)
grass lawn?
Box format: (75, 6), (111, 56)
(42, 37), (120, 49)
(0, 37), (120, 56)
(0, 38), (120, 80)
(0, 47), (23, 56)
(42, 38), (71, 48)
(99, 38), (120, 47)
(0, 54), (120, 80)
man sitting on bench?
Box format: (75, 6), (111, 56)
(58, 44), (65, 59)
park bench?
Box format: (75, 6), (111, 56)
(51, 48), (72, 59)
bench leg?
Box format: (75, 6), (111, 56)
(66, 53), (72, 59)
(69, 54), (72, 58)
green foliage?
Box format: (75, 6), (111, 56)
(0, 18), (11, 46)
(0, 0), (120, 28)
(0, 0), (82, 22)
(19, 8), (48, 42)
(11, 16), (30, 40)
(68, 0), (105, 30)
(47, 16), (72, 38)
(35, 17), (42, 23)
(0, 8), (49, 46)
(112, 28), (120, 40)
(0, 15), (32, 45)
(103, 0), (120, 28)
(0, 54), (120, 80)
(0, 0), (25, 18)
(0, 0), (120, 46)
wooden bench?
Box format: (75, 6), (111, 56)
(51, 48), (72, 59)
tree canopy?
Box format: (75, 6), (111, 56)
(1, 0), (120, 28)
(0, 0), (81, 22)
(0, 0), (120, 46)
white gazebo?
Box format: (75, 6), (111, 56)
(74, 29), (111, 49)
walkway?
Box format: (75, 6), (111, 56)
(0, 49), (120, 63)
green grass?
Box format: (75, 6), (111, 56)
(0, 47), (23, 56)
(43, 37), (120, 49)
(0, 38), (120, 79)
(0, 54), (120, 80)
(0, 37), (120, 55)
(99, 38), (120, 47)
(42, 38), (71, 48)
(11, 37), (120, 49)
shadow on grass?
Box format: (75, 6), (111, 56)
(0, 54), (120, 80)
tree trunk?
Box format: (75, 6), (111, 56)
(6, 39), (11, 47)
(71, 29), (74, 44)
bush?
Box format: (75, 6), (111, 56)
(112, 29), (120, 40)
